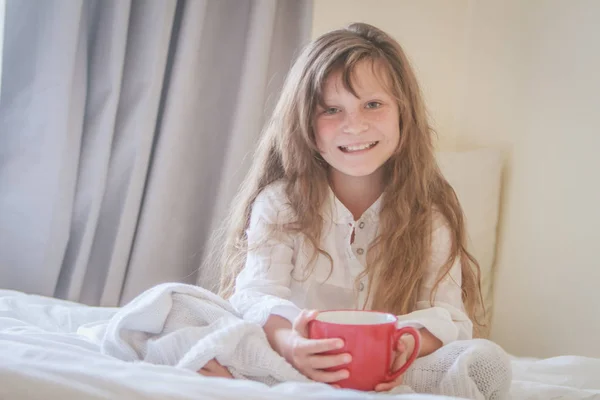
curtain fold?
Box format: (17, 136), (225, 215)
(0, 0), (312, 306)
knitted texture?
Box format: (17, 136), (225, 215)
(403, 339), (512, 399)
(82, 283), (511, 398)
(80, 283), (308, 385)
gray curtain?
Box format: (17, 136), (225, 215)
(0, 0), (312, 306)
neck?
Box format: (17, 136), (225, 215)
(329, 168), (385, 220)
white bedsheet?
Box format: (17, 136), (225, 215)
(1, 289), (599, 400)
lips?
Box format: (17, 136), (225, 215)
(338, 141), (379, 153)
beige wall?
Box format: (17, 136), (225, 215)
(313, 0), (470, 149)
(313, 0), (600, 358)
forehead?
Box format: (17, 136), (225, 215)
(320, 59), (394, 99)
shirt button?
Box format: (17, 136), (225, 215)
(359, 282), (365, 291)
(356, 248), (364, 255)
(359, 222), (365, 229)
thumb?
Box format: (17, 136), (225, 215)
(396, 338), (407, 353)
(293, 309), (318, 337)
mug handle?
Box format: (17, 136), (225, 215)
(384, 326), (421, 382)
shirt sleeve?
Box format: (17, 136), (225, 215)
(395, 214), (473, 345)
(228, 183), (302, 326)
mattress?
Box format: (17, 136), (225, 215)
(1, 289), (598, 400)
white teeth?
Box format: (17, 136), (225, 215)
(340, 142), (377, 152)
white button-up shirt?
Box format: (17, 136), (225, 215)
(229, 181), (473, 345)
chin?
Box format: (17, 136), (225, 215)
(339, 166), (382, 178)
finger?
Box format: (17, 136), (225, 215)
(199, 370), (233, 379)
(375, 376), (403, 392)
(391, 340), (405, 366)
(308, 353), (351, 369)
(203, 360), (219, 370)
(293, 309), (318, 337)
(198, 368), (219, 376)
(297, 337), (344, 355)
(213, 364), (233, 378)
(375, 383), (394, 392)
(396, 338), (407, 353)
(390, 355), (408, 375)
(203, 359), (227, 373)
(200, 362), (215, 373)
(394, 352), (409, 369)
(307, 368), (349, 383)
(203, 360), (233, 378)
(222, 369), (234, 378)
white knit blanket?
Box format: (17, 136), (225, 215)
(404, 339), (512, 399)
(81, 283), (511, 398)
(80, 283), (308, 385)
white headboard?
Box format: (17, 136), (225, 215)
(437, 148), (504, 337)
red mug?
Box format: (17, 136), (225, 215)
(308, 310), (420, 391)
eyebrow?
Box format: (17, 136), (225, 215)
(357, 92), (388, 98)
(320, 91), (389, 103)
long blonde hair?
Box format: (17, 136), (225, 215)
(213, 22), (483, 327)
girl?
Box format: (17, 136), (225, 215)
(205, 22), (493, 393)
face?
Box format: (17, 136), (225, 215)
(314, 60), (400, 180)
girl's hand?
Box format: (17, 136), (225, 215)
(283, 310), (352, 383)
(198, 359), (234, 379)
(374, 333), (418, 392)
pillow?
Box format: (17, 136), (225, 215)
(436, 148), (504, 338)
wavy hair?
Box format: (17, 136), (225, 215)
(212, 22), (484, 329)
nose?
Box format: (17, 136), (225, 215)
(342, 111), (368, 135)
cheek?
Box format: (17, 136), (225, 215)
(314, 120), (339, 150)
(389, 125), (401, 145)
(381, 112), (400, 144)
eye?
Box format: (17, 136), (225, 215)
(323, 107), (341, 115)
(366, 101), (382, 109)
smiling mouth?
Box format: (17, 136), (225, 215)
(339, 141), (379, 153)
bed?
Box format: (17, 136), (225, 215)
(2, 149), (600, 399)
(1, 288), (599, 400)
